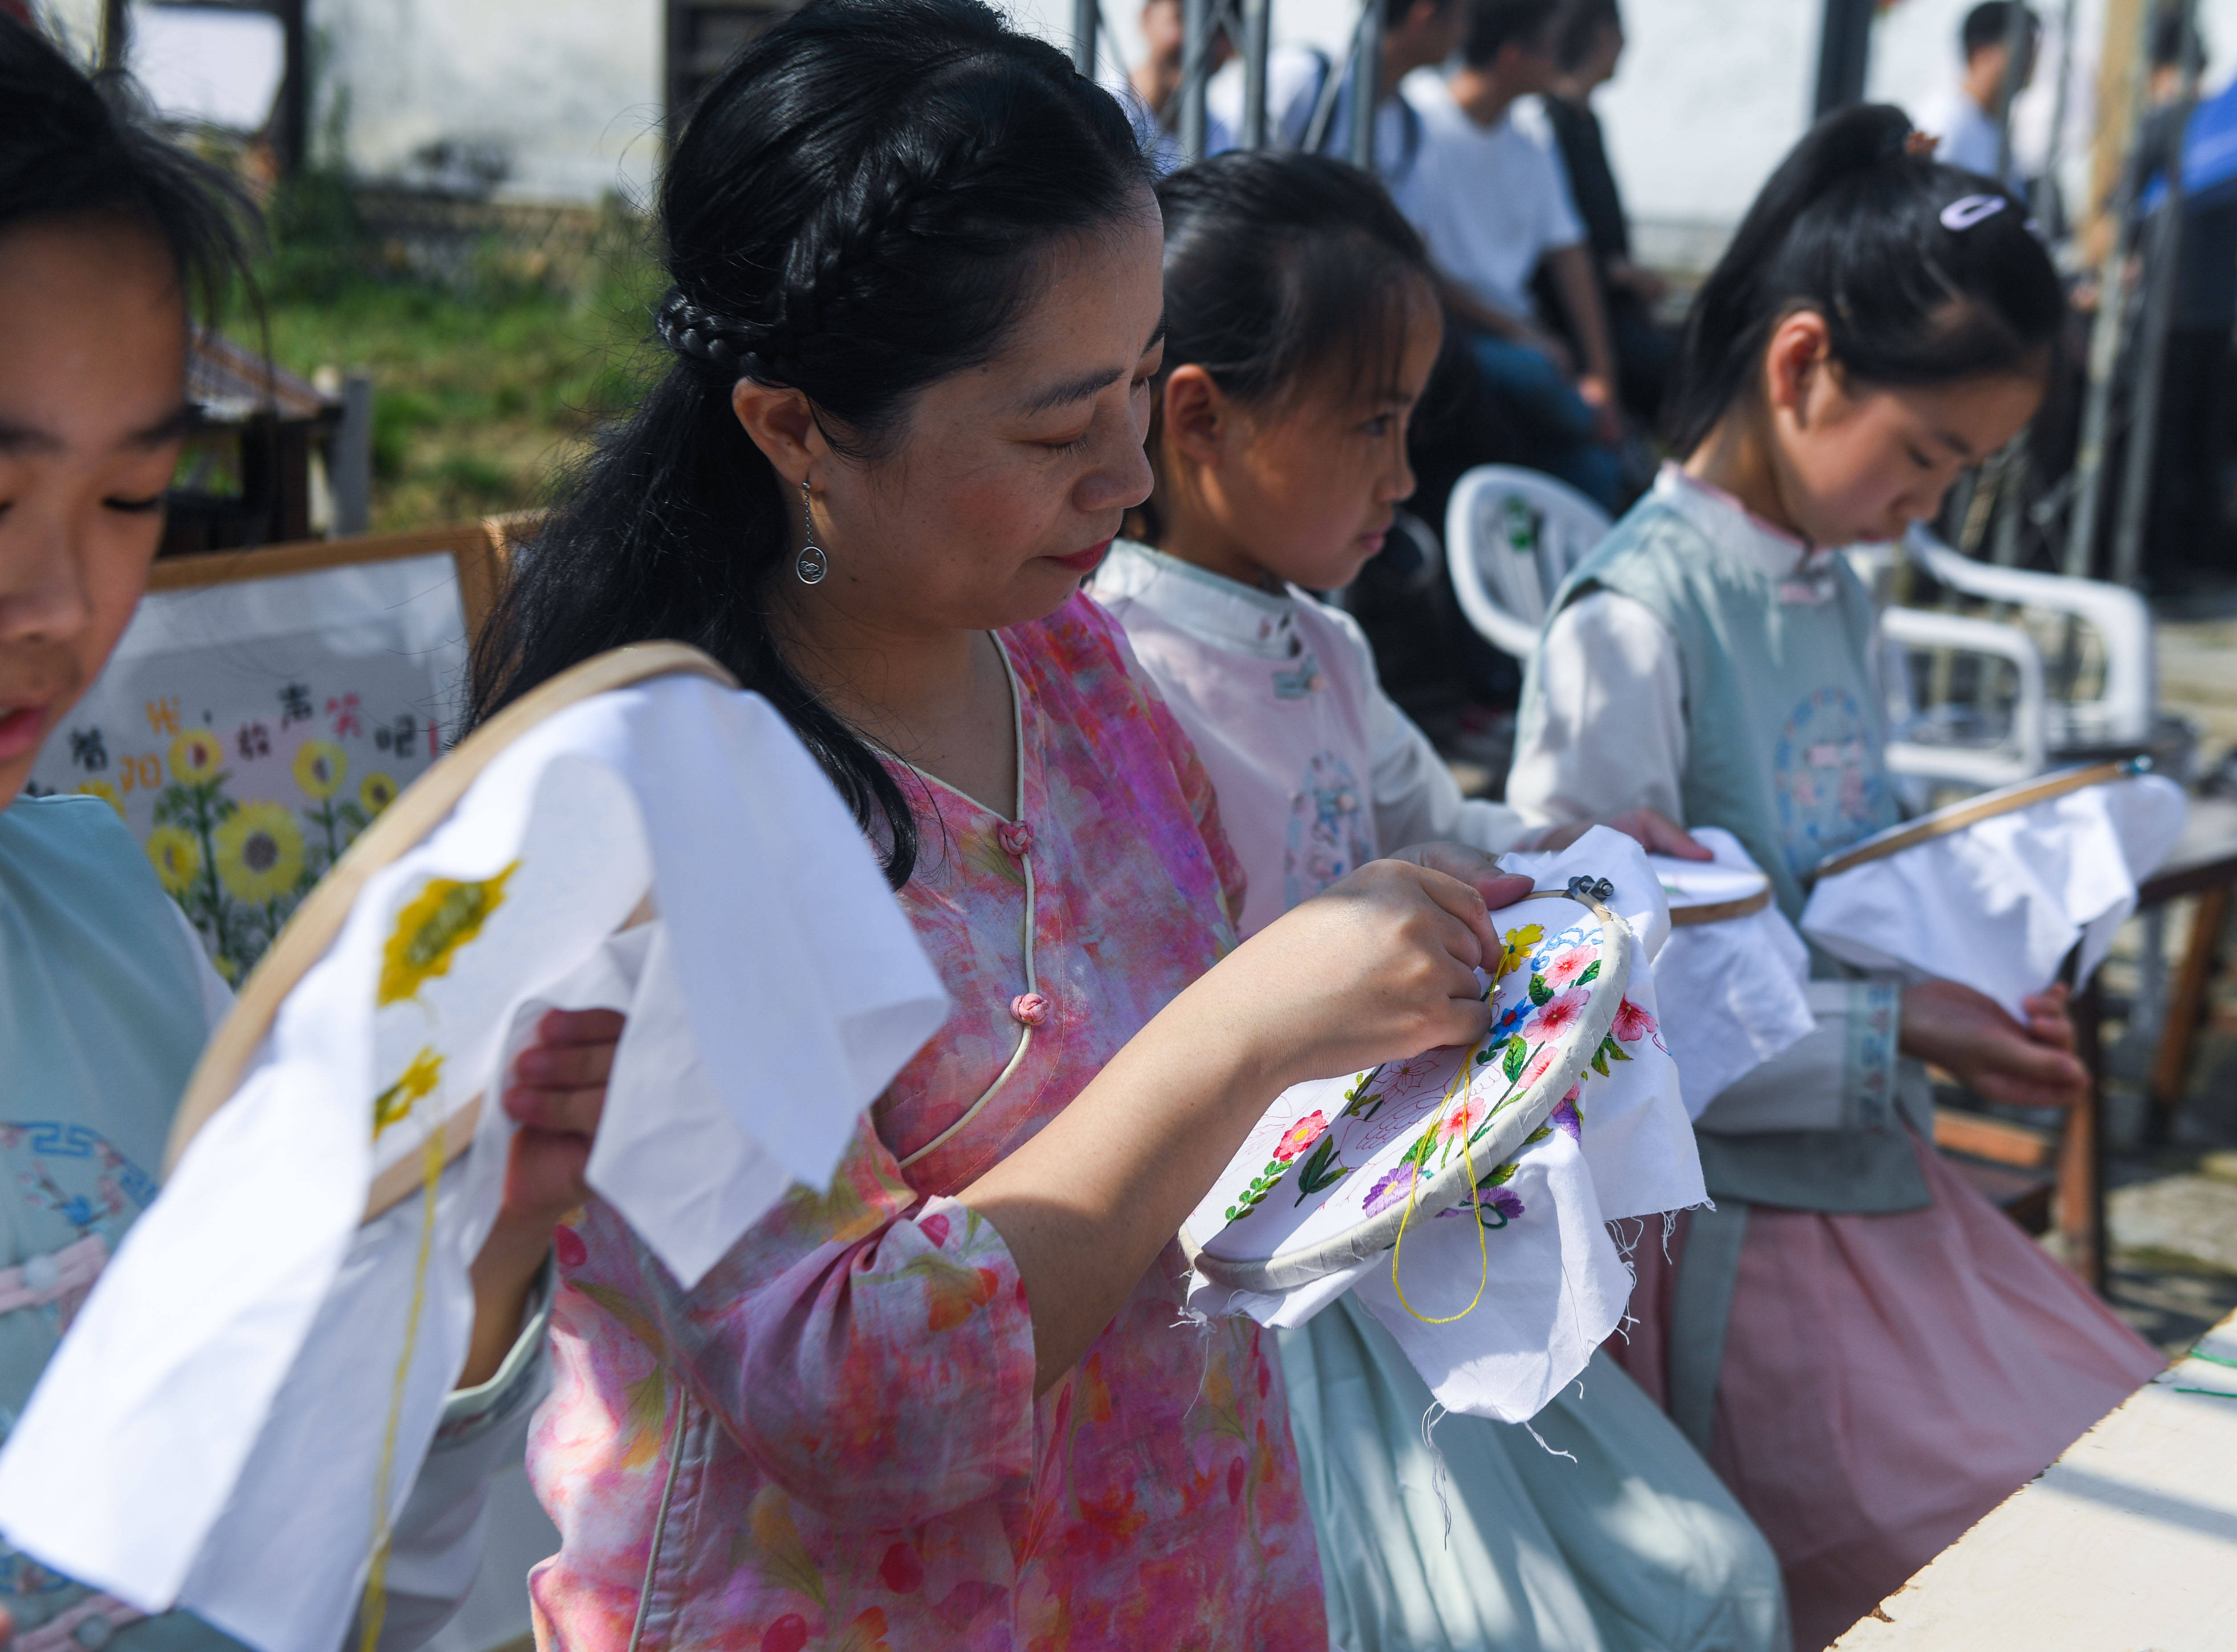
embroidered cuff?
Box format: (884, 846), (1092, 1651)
(1840, 978), (1902, 1131)
(432, 1254), (553, 1451)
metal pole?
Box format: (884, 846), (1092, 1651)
(1992, 0), (2032, 186)
(1349, 0), (1383, 170)
(2064, 0), (2163, 577)
(1179, 0), (1211, 162)
(1240, 0), (1272, 148)
(2036, 0), (2081, 223)
(1813, 0), (1876, 117)
(2110, 0), (2205, 589)
(1072, 0), (1098, 77)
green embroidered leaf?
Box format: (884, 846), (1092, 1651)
(1528, 974), (1552, 1006)
(1605, 1036), (1632, 1064)
(1503, 1038), (1528, 1082)
(1579, 959), (1601, 984)
(1475, 1046), (1494, 1065)
(1524, 1124), (1552, 1145)
(1294, 1133), (1351, 1203)
(1592, 1049), (1610, 1077)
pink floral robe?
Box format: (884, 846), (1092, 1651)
(527, 593), (1325, 1652)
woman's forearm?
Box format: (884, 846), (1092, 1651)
(960, 983), (1281, 1394)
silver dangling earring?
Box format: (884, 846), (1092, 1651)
(795, 480), (829, 586)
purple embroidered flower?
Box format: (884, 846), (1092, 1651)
(1550, 1085), (1582, 1140)
(1439, 1186), (1525, 1224)
(1362, 1162), (1417, 1216)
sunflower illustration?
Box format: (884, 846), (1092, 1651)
(378, 860), (519, 1006)
(214, 801), (306, 903)
(170, 728), (223, 783)
(145, 825), (202, 894)
(373, 1045), (445, 1139)
(360, 771), (398, 816)
(76, 778), (124, 818)
(294, 739), (347, 801)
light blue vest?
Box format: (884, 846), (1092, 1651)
(0, 795), (250, 1652)
(1524, 495), (1932, 1214)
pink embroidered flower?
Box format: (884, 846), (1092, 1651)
(1010, 992), (1050, 1026)
(1520, 1044), (1559, 1088)
(1541, 945), (1597, 990)
(1436, 1095), (1489, 1146)
(1532, 986), (1591, 1041)
(1271, 1111), (1329, 1163)
(1612, 998), (1657, 1043)
(996, 821), (1034, 857)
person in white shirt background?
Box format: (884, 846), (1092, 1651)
(1394, 0), (1630, 510)
(1112, 0), (1235, 171)
(1929, 1), (2038, 188)
(1203, 0), (1463, 189)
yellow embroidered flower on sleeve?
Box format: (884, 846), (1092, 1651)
(294, 739), (348, 801)
(215, 802), (306, 903)
(378, 860), (519, 1006)
(77, 778), (124, 818)
(360, 771), (398, 815)
(170, 729), (224, 783)
(145, 825), (203, 894)
(372, 1045), (445, 1139)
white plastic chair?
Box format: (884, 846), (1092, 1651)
(1443, 465), (1613, 661)
(1879, 604), (2050, 790)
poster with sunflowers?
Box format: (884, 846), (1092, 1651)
(23, 550), (472, 983)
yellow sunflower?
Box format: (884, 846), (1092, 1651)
(214, 801), (305, 903)
(170, 728), (224, 784)
(372, 1045), (445, 1139)
(360, 771), (398, 815)
(145, 825), (202, 894)
(293, 739), (347, 801)
(378, 859), (519, 1006)
(76, 778), (124, 818)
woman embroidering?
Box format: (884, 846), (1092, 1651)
(475, 2), (1526, 1644)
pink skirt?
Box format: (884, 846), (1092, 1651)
(1609, 1136), (2162, 1651)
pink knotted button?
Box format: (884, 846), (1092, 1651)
(1010, 992), (1050, 1026)
(997, 821), (1034, 858)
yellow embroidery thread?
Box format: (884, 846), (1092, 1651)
(357, 1113), (447, 1652)
(1388, 1012), (1494, 1326)
(378, 862), (519, 1006)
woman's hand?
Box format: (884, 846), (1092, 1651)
(1535, 808), (1710, 860)
(1213, 859), (1524, 1089)
(1899, 979), (2088, 1110)
(459, 1007), (623, 1386)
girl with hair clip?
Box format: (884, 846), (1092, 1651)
(1089, 148), (1786, 1652)
(1508, 105), (2164, 1649)
(0, 20), (616, 1652)
(476, 4), (1529, 1646)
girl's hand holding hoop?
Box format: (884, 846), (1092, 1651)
(1899, 979), (2088, 1111)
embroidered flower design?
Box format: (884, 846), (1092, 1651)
(1440, 1185), (1525, 1225)
(996, 821), (1034, 858)
(1532, 986), (1590, 1041)
(1612, 998), (1657, 1043)
(1009, 992), (1050, 1027)
(379, 861), (519, 1005)
(1495, 923), (1545, 980)
(1520, 1044), (1559, 1088)
(1550, 1085), (1583, 1140)
(372, 1045), (444, 1139)
(1541, 945), (1597, 991)
(1271, 1111), (1329, 1163)
(1435, 1095), (1489, 1148)
(1362, 1162), (1417, 1216)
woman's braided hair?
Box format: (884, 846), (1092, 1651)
(472, 0), (1147, 886)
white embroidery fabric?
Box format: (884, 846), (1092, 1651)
(0, 678), (949, 1652)
(1801, 773), (2188, 1020)
(1186, 829), (1705, 1423)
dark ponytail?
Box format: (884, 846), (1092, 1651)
(1664, 103), (2066, 458)
(469, 0), (1148, 887)
(0, 17), (257, 328)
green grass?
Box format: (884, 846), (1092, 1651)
(232, 185), (665, 533)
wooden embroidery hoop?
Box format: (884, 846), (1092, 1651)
(1805, 757), (2149, 887)
(161, 641), (740, 1221)
(1178, 877), (1634, 1296)
(1665, 878), (1773, 927)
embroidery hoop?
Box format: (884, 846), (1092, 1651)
(1659, 862), (1774, 927)
(161, 640), (741, 1222)
(1805, 757), (2150, 886)
(1177, 877), (1634, 1296)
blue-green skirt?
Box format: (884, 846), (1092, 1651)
(1282, 1297), (1789, 1652)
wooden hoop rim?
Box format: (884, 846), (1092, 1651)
(162, 642), (742, 1199)
(1807, 760), (2140, 886)
(1177, 884), (1634, 1294)
(1668, 884), (1774, 927)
